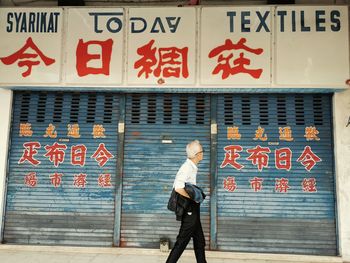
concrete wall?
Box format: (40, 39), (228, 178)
(334, 89), (350, 262)
(0, 89), (12, 241)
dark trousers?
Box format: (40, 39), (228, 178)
(166, 203), (207, 263)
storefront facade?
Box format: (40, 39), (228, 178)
(0, 3), (349, 261)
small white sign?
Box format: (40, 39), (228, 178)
(65, 8), (124, 85)
(127, 7), (197, 86)
(0, 8), (63, 84)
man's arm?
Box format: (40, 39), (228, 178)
(175, 188), (191, 199)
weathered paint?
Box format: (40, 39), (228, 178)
(120, 94), (211, 248)
(333, 89), (350, 261)
(3, 92), (120, 246)
(0, 88), (12, 241)
(216, 94), (336, 255)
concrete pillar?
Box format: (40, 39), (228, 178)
(333, 89), (350, 262)
(0, 88), (12, 241)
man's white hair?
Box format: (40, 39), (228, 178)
(186, 140), (202, 159)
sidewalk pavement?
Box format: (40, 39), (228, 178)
(0, 245), (345, 263)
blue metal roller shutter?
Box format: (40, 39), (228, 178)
(121, 94), (211, 248)
(216, 94), (336, 255)
(4, 91), (119, 246)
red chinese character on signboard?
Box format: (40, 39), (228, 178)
(134, 39), (189, 79)
(220, 145), (244, 170)
(246, 145), (271, 171)
(50, 172), (63, 188)
(275, 147), (292, 171)
(304, 126), (320, 141)
(24, 172), (38, 187)
(253, 126), (268, 141)
(18, 142), (41, 166)
(91, 143), (114, 167)
(19, 123), (33, 137)
(223, 176), (237, 192)
(250, 177), (263, 192)
(44, 142), (67, 167)
(0, 37), (55, 77)
(227, 126), (241, 140)
(76, 39), (113, 77)
(73, 173), (87, 188)
(98, 174), (112, 188)
(208, 38), (263, 80)
(71, 144), (87, 167)
(302, 178), (317, 192)
(296, 146), (322, 172)
(275, 178), (290, 193)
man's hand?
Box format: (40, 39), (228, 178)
(175, 188), (191, 199)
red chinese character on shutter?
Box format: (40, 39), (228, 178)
(98, 174), (112, 188)
(71, 144), (87, 167)
(275, 178), (290, 193)
(220, 145), (244, 170)
(223, 176), (237, 192)
(24, 172), (38, 187)
(296, 146), (322, 172)
(44, 142), (67, 167)
(91, 143), (114, 167)
(302, 178), (317, 192)
(18, 141), (41, 166)
(50, 173), (63, 188)
(73, 173), (87, 188)
(275, 147), (292, 171)
(246, 145), (271, 171)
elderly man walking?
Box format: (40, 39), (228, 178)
(166, 140), (207, 263)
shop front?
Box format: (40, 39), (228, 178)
(0, 4), (348, 258)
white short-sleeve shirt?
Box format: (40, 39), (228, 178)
(173, 158), (198, 189)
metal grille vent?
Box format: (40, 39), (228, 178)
(131, 95), (141, 124)
(53, 93), (63, 123)
(259, 96), (269, 125)
(163, 96), (172, 124)
(86, 94), (96, 123)
(295, 96), (305, 126)
(224, 96), (234, 125)
(313, 96), (323, 126)
(147, 96), (157, 124)
(196, 96), (205, 125)
(36, 93), (47, 123)
(103, 96), (114, 124)
(242, 96), (251, 125)
(179, 96), (188, 124)
(70, 93), (80, 123)
(19, 93), (30, 122)
(277, 96), (287, 125)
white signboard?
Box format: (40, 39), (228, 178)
(65, 8), (124, 85)
(126, 7), (197, 86)
(0, 8), (63, 84)
(0, 6), (348, 89)
(274, 6), (349, 86)
(200, 6), (272, 86)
